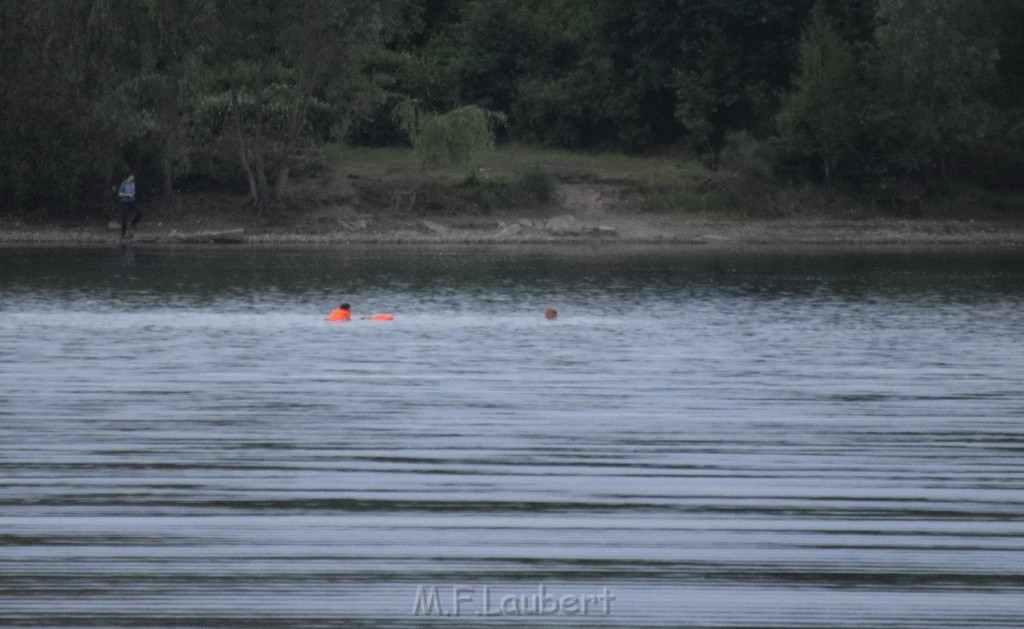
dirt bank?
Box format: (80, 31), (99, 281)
(2, 179), (1023, 247)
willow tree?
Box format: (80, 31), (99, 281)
(407, 105), (497, 175)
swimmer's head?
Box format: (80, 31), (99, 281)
(544, 307), (557, 320)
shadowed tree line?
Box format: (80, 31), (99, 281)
(0, 0), (404, 211)
(2, 0), (1022, 214)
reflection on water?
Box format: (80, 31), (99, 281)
(2, 245), (1024, 627)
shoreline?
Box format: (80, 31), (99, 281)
(2, 215), (1024, 248)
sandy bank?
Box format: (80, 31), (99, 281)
(2, 212), (1024, 248)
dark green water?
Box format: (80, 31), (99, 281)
(2, 245), (1023, 627)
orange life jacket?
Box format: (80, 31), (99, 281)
(326, 308), (351, 321)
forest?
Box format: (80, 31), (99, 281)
(1, 0), (1022, 215)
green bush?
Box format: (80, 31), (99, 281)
(407, 105), (498, 175)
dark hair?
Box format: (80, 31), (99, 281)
(340, 303), (350, 310)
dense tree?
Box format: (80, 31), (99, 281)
(131, 1), (204, 198)
(1, 0), (1021, 215)
(671, 0), (813, 149)
(195, 0), (404, 205)
(392, 0), (816, 150)
(975, 0), (1024, 187)
(872, 0), (999, 176)
(0, 0), (146, 213)
(775, 5), (866, 181)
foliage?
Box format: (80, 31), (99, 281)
(403, 105), (499, 174)
(717, 131), (771, 178)
(872, 0), (1000, 176)
(0, 0), (405, 213)
(198, 0), (405, 206)
(775, 5), (867, 181)
(671, 0), (814, 149)
(1, 0), (1022, 215)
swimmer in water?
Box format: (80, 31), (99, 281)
(326, 303), (351, 321)
(544, 307), (558, 320)
(326, 303), (393, 321)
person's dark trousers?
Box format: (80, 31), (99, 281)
(120, 201), (140, 237)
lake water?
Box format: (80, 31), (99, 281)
(2, 245), (1023, 627)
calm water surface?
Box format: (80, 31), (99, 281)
(1, 245), (1023, 627)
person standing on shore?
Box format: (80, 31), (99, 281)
(118, 174), (140, 239)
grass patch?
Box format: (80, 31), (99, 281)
(325, 145), (420, 176)
(329, 142), (707, 186)
(478, 144), (708, 186)
(911, 180), (1024, 220)
(328, 143), (802, 218)
(349, 163), (556, 215)
(637, 175), (779, 217)
(405, 168), (556, 215)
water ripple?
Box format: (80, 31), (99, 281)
(2, 246), (1024, 626)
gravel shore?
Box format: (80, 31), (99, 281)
(3, 212), (1024, 248)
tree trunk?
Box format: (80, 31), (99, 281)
(103, 137), (117, 193)
(230, 87), (259, 205)
(160, 73), (182, 198)
(274, 165), (291, 202)
(252, 71), (270, 201)
(162, 154), (174, 197)
(273, 81), (311, 201)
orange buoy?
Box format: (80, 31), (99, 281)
(369, 313), (394, 321)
